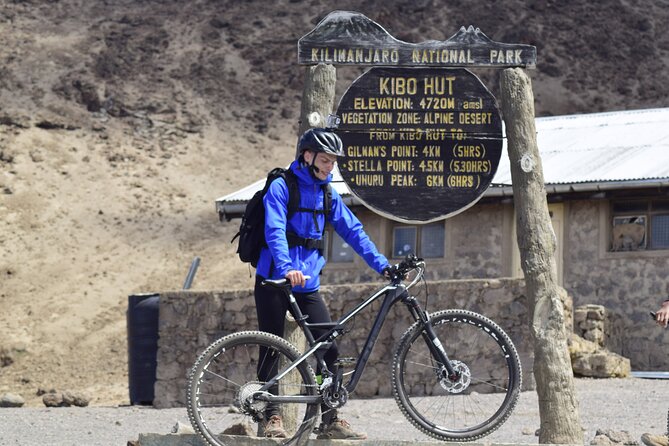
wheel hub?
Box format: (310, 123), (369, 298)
(438, 360), (471, 393)
(237, 381), (268, 414)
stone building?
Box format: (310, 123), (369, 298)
(217, 107), (669, 372)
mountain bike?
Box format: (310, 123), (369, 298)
(187, 255), (522, 445)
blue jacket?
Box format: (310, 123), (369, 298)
(256, 160), (389, 292)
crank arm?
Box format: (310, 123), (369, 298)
(255, 394), (322, 404)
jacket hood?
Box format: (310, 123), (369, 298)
(290, 159), (331, 186)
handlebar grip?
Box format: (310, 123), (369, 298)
(261, 276), (312, 288)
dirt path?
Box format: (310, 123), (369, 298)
(1, 378), (667, 446)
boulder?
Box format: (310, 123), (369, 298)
(0, 393), (25, 407)
(570, 334), (631, 378)
(590, 429), (638, 445)
(62, 391), (90, 407)
(42, 390), (90, 407)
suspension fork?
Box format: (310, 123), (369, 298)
(403, 295), (459, 379)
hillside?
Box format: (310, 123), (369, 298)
(1, 0), (668, 406)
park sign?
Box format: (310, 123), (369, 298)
(298, 11), (536, 68)
(336, 67), (502, 223)
(298, 11), (530, 222)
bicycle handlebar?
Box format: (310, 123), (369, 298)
(386, 254), (425, 289)
(262, 254), (425, 291)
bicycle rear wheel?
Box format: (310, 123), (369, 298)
(392, 309), (521, 441)
(187, 331), (319, 446)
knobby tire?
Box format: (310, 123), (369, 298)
(392, 309), (522, 441)
(187, 331), (319, 446)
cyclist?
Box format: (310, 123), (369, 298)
(641, 298), (669, 446)
(254, 128), (390, 440)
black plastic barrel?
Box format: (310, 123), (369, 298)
(127, 293), (160, 405)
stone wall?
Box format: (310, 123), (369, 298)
(153, 278), (533, 408)
(570, 304), (631, 378)
(573, 304), (625, 353)
(322, 198), (669, 371)
(319, 203), (511, 287)
(563, 200), (669, 370)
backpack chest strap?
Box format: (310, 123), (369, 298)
(286, 232), (325, 250)
(295, 207), (325, 214)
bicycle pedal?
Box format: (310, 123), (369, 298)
(334, 357), (356, 367)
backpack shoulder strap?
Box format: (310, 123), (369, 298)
(322, 184), (332, 219)
(282, 169), (301, 217)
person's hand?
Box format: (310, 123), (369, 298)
(382, 265), (407, 280)
(655, 300), (669, 328)
(285, 270), (306, 288)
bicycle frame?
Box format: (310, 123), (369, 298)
(258, 270), (458, 404)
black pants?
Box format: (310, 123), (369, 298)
(254, 276), (339, 421)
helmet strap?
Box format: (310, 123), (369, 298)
(309, 152), (321, 177)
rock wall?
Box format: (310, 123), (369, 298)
(574, 304), (625, 352)
(563, 201), (669, 370)
(320, 198), (669, 371)
(570, 304), (631, 378)
(153, 278), (533, 408)
(319, 203), (511, 287)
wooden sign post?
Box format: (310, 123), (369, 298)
(299, 10), (535, 222)
(291, 14), (583, 446)
(296, 11), (582, 445)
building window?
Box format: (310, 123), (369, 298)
(392, 223), (445, 258)
(421, 223), (446, 258)
(611, 199), (669, 251)
(393, 226), (417, 258)
(328, 231), (355, 263)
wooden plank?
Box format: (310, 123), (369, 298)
(299, 11), (536, 68)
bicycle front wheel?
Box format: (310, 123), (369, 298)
(392, 309), (522, 441)
(187, 331), (319, 446)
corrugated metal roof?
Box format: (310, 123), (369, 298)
(493, 107), (669, 186)
(217, 107), (669, 218)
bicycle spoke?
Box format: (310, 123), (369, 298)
(468, 376), (508, 392)
(203, 369), (241, 388)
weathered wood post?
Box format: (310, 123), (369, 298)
(500, 67), (583, 444)
(273, 63), (336, 436)
(280, 315), (307, 435)
(295, 63), (337, 157)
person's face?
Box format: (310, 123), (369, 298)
(304, 151), (337, 180)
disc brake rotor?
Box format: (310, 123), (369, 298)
(439, 360), (471, 393)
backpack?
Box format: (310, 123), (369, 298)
(231, 167), (332, 268)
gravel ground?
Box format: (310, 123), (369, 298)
(0, 378), (667, 446)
